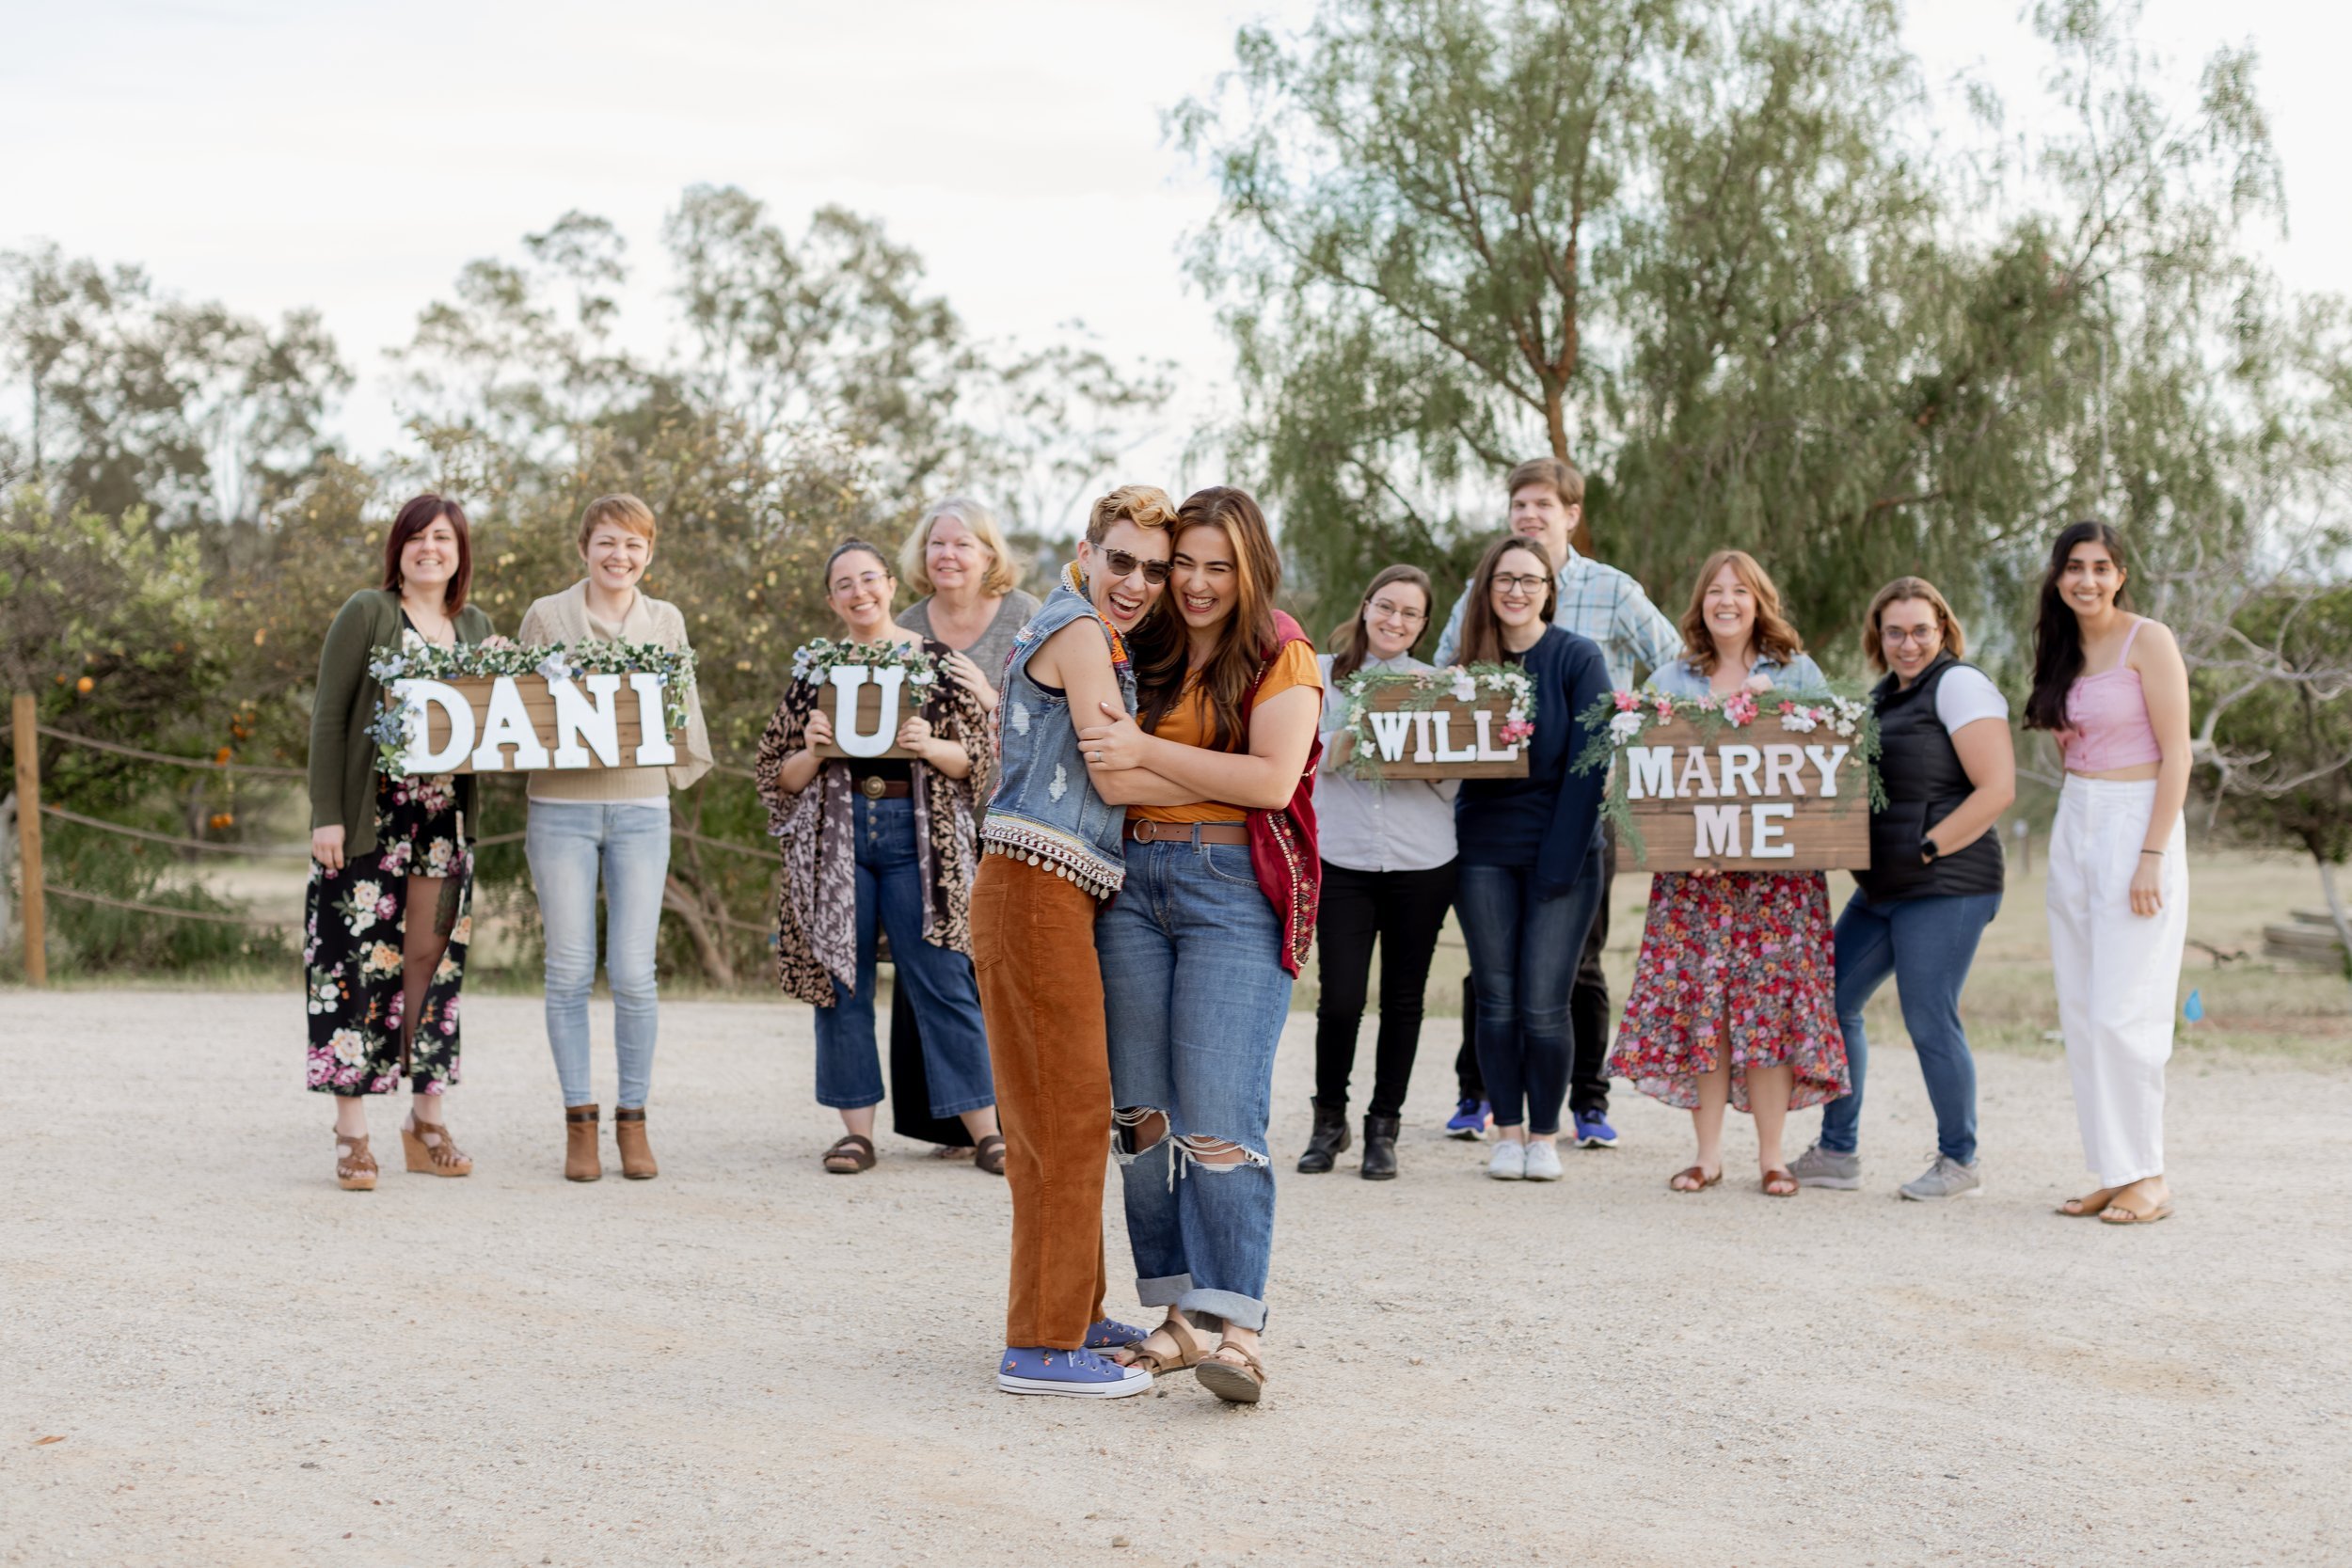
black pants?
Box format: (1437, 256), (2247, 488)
(1454, 829), (1616, 1117)
(1313, 860), (1457, 1119)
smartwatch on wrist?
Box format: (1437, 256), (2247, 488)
(1918, 837), (1941, 864)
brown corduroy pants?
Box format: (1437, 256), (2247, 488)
(971, 853), (1112, 1350)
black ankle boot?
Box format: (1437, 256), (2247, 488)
(1359, 1114), (1400, 1180)
(1296, 1099), (1350, 1173)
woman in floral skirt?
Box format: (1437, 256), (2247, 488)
(1608, 549), (1848, 1196)
(304, 495), (497, 1190)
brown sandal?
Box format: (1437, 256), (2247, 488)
(974, 1133), (1006, 1177)
(1761, 1168), (1799, 1197)
(1119, 1315), (1210, 1377)
(401, 1116), (472, 1177)
(1194, 1342), (1268, 1404)
(336, 1132), (377, 1192)
(822, 1133), (877, 1175)
(1668, 1165), (1723, 1193)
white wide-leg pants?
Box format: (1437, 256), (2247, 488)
(2045, 778), (2187, 1186)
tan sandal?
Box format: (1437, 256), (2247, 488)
(613, 1106), (657, 1180)
(1118, 1314), (1210, 1377)
(335, 1132), (377, 1192)
(565, 1105), (601, 1182)
(1194, 1342), (1267, 1404)
(401, 1115), (472, 1178)
(2058, 1186), (2122, 1217)
(2100, 1183), (2173, 1225)
(822, 1133), (876, 1175)
(1669, 1165), (1723, 1193)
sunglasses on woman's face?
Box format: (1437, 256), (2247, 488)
(1101, 547), (1171, 585)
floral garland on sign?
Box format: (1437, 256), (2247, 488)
(368, 636), (698, 776)
(1334, 662), (1537, 782)
(1571, 685), (1885, 853)
(789, 636), (946, 689)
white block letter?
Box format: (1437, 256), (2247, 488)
(1693, 803), (1742, 858)
(1410, 709), (1435, 764)
(548, 673), (625, 768)
(1431, 713), (1477, 763)
(1718, 744), (1762, 797)
(628, 673), (680, 766)
(394, 679), (474, 774)
(1677, 749), (1719, 799)
(1369, 709), (1415, 762)
(828, 665), (904, 760)
(1472, 708), (1519, 761)
(471, 675), (551, 772)
(1625, 747), (1676, 801)
(1804, 744), (1851, 797)
(1750, 802), (1795, 859)
(1762, 743), (1805, 798)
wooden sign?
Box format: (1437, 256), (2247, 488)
(391, 673), (681, 776)
(1356, 687), (1529, 780)
(1613, 714), (1869, 872)
(808, 664), (916, 760)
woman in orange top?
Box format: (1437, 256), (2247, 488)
(1076, 486), (1322, 1405)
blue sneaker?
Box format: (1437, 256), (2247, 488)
(1573, 1110), (1618, 1148)
(997, 1346), (1152, 1399)
(1083, 1317), (1149, 1352)
(1445, 1099), (1491, 1139)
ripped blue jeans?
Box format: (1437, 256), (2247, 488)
(1098, 836), (1292, 1332)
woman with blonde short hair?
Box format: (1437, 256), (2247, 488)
(517, 494), (712, 1182)
(897, 495), (1041, 715)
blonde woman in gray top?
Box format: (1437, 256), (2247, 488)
(517, 495), (712, 1182)
(894, 495), (1041, 715)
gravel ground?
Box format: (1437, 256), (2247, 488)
(2, 989), (2347, 1568)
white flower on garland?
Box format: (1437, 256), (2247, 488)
(1608, 710), (1646, 741)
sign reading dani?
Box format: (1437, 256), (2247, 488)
(391, 673), (678, 775)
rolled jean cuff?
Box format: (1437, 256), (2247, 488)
(1181, 1287), (1267, 1333)
(1136, 1273), (1193, 1309)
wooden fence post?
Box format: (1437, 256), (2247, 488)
(12, 693), (45, 986)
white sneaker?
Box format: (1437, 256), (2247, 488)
(1522, 1139), (1563, 1181)
(1487, 1139), (1527, 1180)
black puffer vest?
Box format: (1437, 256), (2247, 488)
(1854, 655), (2006, 902)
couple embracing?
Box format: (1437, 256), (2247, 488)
(977, 484), (1321, 1405)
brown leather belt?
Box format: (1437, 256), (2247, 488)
(1126, 818), (1249, 846)
(855, 776), (913, 800)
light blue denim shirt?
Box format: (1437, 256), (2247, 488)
(1644, 651), (1829, 699)
(1315, 653), (1459, 873)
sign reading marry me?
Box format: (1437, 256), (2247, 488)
(1336, 665), (1535, 781)
(369, 641), (695, 776)
(792, 638), (943, 760)
(1582, 689), (1883, 873)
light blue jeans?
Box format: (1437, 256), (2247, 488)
(526, 800), (671, 1109)
(1098, 836), (1293, 1332)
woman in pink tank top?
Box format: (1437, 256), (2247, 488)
(2024, 521), (2193, 1227)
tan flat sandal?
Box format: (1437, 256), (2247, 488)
(1195, 1343), (1268, 1405)
(1119, 1314), (1211, 1377)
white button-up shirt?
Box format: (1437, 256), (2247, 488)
(1314, 653), (1460, 874)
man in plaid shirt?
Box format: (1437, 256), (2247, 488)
(1431, 458), (1680, 1151)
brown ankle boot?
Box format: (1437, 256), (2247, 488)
(613, 1106), (657, 1180)
(565, 1105), (601, 1182)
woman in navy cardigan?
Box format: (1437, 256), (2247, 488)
(1449, 535), (1613, 1183)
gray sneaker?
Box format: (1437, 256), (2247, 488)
(1788, 1142), (1861, 1190)
(1899, 1154), (1983, 1201)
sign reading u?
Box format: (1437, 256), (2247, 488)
(825, 666), (907, 758)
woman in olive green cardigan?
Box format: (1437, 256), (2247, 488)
(305, 496), (495, 1192)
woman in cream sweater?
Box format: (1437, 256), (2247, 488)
(517, 494), (711, 1182)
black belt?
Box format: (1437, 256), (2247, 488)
(854, 776), (912, 800)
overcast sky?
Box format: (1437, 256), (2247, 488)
(5, 0), (2345, 525)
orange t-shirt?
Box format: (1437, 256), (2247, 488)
(1129, 641), (1323, 825)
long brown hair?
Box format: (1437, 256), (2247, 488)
(2026, 519), (2136, 731)
(380, 494), (473, 613)
(1677, 548), (1804, 673)
(1136, 486), (1283, 752)
(1453, 536), (1555, 667)
(1328, 564), (1434, 685)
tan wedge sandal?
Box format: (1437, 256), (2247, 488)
(1118, 1314), (1211, 1378)
(402, 1115), (472, 1178)
(565, 1105), (601, 1182)
(613, 1107), (657, 1180)
(336, 1132), (378, 1192)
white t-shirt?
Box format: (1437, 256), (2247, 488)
(1933, 664), (2009, 734)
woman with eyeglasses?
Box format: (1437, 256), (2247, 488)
(1295, 565), (1457, 1181)
(1447, 536), (1613, 1183)
(754, 539), (1002, 1177)
(1788, 578), (2013, 1201)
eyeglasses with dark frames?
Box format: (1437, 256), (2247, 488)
(1492, 573), (1549, 596)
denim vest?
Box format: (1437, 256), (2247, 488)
(981, 582), (1136, 898)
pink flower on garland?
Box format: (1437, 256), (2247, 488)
(1613, 689), (1642, 712)
(1723, 691), (1758, 727)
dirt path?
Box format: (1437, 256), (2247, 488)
(2, 989), (2346, 1567)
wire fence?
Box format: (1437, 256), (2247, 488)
(8, 704), (780, 978)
